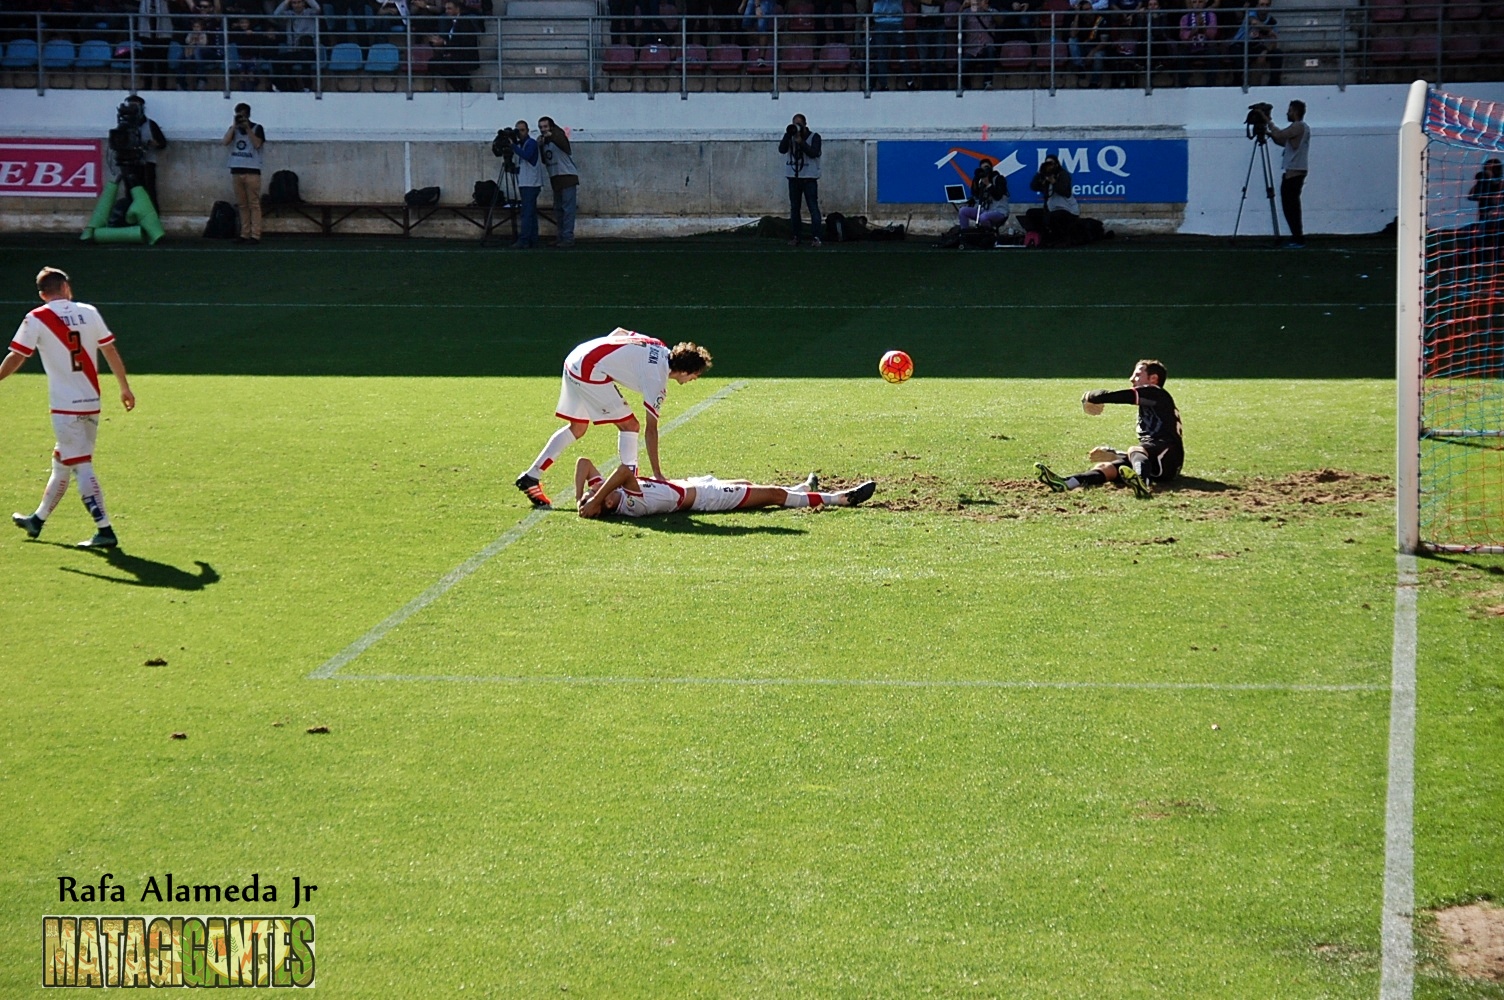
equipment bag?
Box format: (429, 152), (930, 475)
(266, 170), (302, 205)
(825, 211), (847, 242)
(404, 186), (441, 207)
(472, 180), (499, 207)
(203, 200), (239, 239)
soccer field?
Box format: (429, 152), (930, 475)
(0, 236), (1500, 998)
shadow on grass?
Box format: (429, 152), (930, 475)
(52, 545), (222, 590)
(1157, 476), (1239, 494)
(1423, 553), (1504, 575)
(610, 514), (809, 536)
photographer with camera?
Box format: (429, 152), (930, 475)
(221, 103), (267, 245)
(959, 157), (1009, 232)
(538, 116), (579, 249)
(1026, 154), (1080, 246)
(779, 113), (823, 248)
(493, 121), (544, 249)
(1265, 99), (1309, 248)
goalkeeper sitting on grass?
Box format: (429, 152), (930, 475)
(575, 457), (875, 519)
(1034, 359), (1183, 499)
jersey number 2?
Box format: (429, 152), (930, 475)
(65, 330), (85, 372)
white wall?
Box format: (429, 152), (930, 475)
(2, 82), (1502, 235)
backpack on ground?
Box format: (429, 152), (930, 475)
(472, 180), (499, 207)
(404, 186), (441, 207)
(266, 169), (301, 205)
(825, 211), (847, 242)
(203, 200), (239, 239)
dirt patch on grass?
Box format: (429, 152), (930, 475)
(1131, 798), (1217, 821)
(1432, 902), (1504, 982)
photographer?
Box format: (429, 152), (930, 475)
(538, 116), (579, 249)
(779, 113), (823, 247)
(1468, 157), (1502, 225)
(959, 158), (1009, 232)
(221, 103), (266, 244)
(108, 96), (167, 212)
(499, 121), (544, 249)
(1026, 154), (1080, 245)
(1266, 99), (1309, 248)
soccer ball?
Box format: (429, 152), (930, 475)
(879, 350), (914, 384)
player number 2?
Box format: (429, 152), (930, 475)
(65, 330), (85, 372)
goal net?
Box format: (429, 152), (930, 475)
(1398, 82), (1504, 555)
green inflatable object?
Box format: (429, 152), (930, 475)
(81, 179), (119, 241)
(126, 185), (166, 244)
(92, 226), (145, 244)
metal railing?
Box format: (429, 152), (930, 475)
(0, 7), (1498, 99)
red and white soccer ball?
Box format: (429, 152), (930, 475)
(879, 350), (914, 384)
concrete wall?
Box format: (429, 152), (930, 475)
(3, 82), (1503, 237)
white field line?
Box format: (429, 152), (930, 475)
(0, 300), (1387, 311)
(328, 674), (1387, 691)
(1380, 554), (1419, 1000)
(308, 380), (748, 680)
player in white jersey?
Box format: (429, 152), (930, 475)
(515, 330), (712, 508)
(1, 267), (136, 549)
(574, 457), (876, 519)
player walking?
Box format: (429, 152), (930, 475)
(574, 457), (876, 519)
(2, 267), (136, 548)
(1034, 359), (1182, 499)
(515, 329), (712, 508)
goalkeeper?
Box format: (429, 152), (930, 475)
(1034, 359), (1183, 499)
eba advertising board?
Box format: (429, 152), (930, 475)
(877, 139), (1188, 205)
(0, 138), (104, 198)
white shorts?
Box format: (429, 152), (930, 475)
(51, 413), (99, 466)
(555, 372), (635, 425)
(684, 476), (749, 512)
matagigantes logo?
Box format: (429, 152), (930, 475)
(42, 916), (314, 988)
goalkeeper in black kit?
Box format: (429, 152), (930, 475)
(1034, 359), (1183, 500)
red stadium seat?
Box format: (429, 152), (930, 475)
(1369, 0), (1406, 23)
(673, 42), (708, 72)
(1406, 0), (1440, 22)
(1370, 34), (1407, 63)
(1408, 30), (1441, 63)
(818, 39), (851, 70)
(602, 42), (636, 91)
(745, 44), (772, 72)
(1443, 30), (1481, 60)
(1449, 0), (1482, 18)
(709, 42), (743, 90)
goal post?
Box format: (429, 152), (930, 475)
(1397, 82), (1504, 555)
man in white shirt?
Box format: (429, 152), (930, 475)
(575, 458), (876, 519)
(1268, 99), (1310, 248)
(516, 330), (712, 508)
(2, 268), (136, 549)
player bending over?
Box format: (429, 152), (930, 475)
(1034, 359), (1183, 500)
(515, 329), (713, 508)
(574, 457), (876, 519)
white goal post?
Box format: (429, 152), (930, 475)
(1396, 80), (1504, 555)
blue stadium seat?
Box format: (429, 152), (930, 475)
(328, 41), (364, 72)
(75, 39), (113, 69)
(42, 39), (76, 70)
(167, 39), (183, 71)
(364, 41), (400, 90)
(3, 38), (40, 69)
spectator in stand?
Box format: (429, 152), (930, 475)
(960, 0), (998, 89)
(869, 0), (906, 90)
(913, 0), (945, 89)
(1108, 11), (1140, 86)
(178, 18), (212, 91)
(271, 0), (321, 91)
(1177, 0), (1219, 85)
(959, 158), (1009, 231)
(228, 15), (276, 90)
(1141, 0), (1176, 77)
(1230, 0), (1280, 85)
(741, 0), (774, 57)
(428, 0), (480, 90)
(1067, 0), (1110, 87)
(996, 0), (1038, 45)
(136, 0), (173, 90)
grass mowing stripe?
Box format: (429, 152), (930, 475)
(0, 301), (1389, 310)
(332, 673), (1388, 690)
(308, 380), (748, 680)
(1380, 553), (1419, 1000)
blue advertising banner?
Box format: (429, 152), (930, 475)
(876, 140), (1188, 205)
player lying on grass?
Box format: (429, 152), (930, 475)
(515, 329), (713, 509)
(1034, 358), (1183, 500)
(574, 457), (876, 519)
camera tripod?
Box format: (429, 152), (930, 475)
(1232, 132), (1282, 246)
(480, 159), (521, 247)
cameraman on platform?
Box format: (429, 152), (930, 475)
(118, 96), (167, 212)
(538, 116), (578, 248)
(779, 113), (822, 247)
(500, 121), (544, 249)
(1265, 99), (1309, 248)
(106, 97), (166, 216)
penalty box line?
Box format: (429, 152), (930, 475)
(308, 381), (749, 681)
(1380, 553), (1419, 1000)
(326, 675), (1388, 692)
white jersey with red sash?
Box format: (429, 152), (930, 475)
(10, 300), (114, 414)
(563, 329), (672, 417)
(614, 477), (686, 517)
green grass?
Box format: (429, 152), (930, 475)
(0, 235), (1499, 997)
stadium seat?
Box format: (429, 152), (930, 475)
(1034, 37), (1068, 79)
(672, 42), (708, 89)
(1406, 0), (1440, 22)
(1369, 34), (1407, 64)
(1449, 0), (1482, 17)
(782, 42), (816, 89)
(1408, 30), (1440, 64)
(818, 39), (851, 90)
(364, 41), (400, 90)
(1443, 30), (1481, 61)
(602, 42), (636, 91)
(709, 42), (742, 90)
(639, 41), (672, 90)
(327, 41), (363, 91)
(998, 38), (1032, 87)
(42, 38), (76, 70)
(2, 38), (39, 87)
(787, 0), (817, 33)
(75, 37), (114, 88)
(1369, 0), (1406, 23)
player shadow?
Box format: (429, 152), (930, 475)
(51, 544), (222, 591)
(1154, 476), (1238, 494)
(616, 514), (809, 537)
